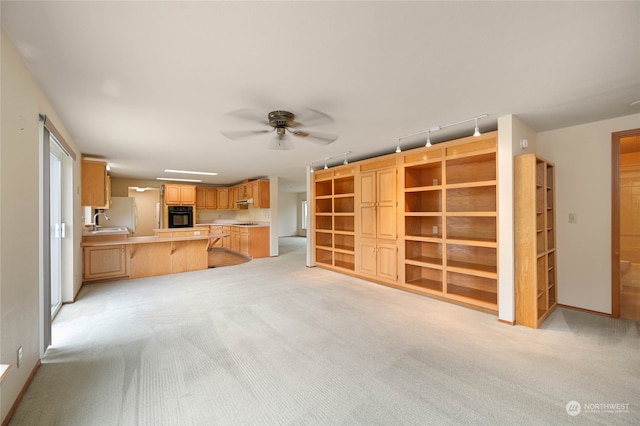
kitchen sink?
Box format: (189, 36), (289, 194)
(87, 226), (129, 234)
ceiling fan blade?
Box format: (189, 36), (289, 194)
(293, 108), (334, 127)
(220, 129), (272, 140)
(267, 135), (294, 150)
(291, 130), (338, 144)
(224, 108), (268, 125)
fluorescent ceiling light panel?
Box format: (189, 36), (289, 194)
(156, 177), (202, 183)
(164, 169), (218, 176)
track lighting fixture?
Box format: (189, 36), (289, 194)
(309, 151), (352, 172)
(397, 113), (488, 147)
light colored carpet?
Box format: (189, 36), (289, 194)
(9, 237), (640, 425)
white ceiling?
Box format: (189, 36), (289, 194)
(2, 1), (639, 191)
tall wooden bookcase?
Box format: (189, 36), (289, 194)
(515, 154), (557, 328)
(401, 134), (498, 313)
(313, 166), (356, 272)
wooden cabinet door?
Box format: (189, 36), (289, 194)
(359, 169), (396, 240)
(230, 228), (240, 252)
(359, 172), (377, 238)
(358, 238), (377, 277)
(180, 185), (196, 205)
(83, 244), (127, 280)
(209, 225), (223, 247)
(377, 241), (397, 281)
(217, 188), (229, 209)
(195, 186), (206, 209)
(240, 231), (250, 256)
(165, 184), (181, 205)
(230, 186), (238, 209)
(377, 168), (397, 240)
(222, 226), (231, 248)
(205, 188), (217, 209)
(81, 159), (107, 207)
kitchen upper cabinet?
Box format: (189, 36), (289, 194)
(217, 188), (229, 209)
(165, 184), (196, 205)
(238, 183), (252, 200)
(250, 179), (270, 208)
(196, 186), (217, 209)
(81, 159), (108, 207)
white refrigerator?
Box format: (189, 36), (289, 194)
(107, 197), (137, 235)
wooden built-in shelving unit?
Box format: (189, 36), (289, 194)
(401, 133), (498, 312)
(515, 154), (557, 327)
(313, 166), (356, 272)
(312, 131), (501, 314)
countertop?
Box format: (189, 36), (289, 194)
(82, 233), (228, 247)
(196, 222), (269, 228)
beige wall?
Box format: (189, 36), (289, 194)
(496, 115), (538, 323)
(537, 113), (640, 314)
(1, 29), (82, 421)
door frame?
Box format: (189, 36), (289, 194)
(611, 127), (640, 318)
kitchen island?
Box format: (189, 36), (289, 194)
(81, 227), (227, 282)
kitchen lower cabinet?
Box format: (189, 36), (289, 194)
(225, 226), (270, 258)
(240, 228), (250, 256)
(209, 225), (224, 248)
(230, 227), (240, 252)
(83, 244), (128, 281)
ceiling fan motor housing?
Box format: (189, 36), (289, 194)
(268, 110), (295, 128)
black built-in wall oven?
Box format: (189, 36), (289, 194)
(167, 205), (193, 228)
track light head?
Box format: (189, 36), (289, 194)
(395, 140), (402, 153)
(425, 130), (432, 147)
(473, 118), (481, 137)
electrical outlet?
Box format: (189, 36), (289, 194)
(17, 346), (23, 368)
(432, 225), (439, 235)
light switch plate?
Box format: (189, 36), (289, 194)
(569, 213), (577, 224)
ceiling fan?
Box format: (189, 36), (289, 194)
(221, 108), (339, 149)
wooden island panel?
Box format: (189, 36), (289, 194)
(171, 240), (209, 273)
(129, 242), (172, 279)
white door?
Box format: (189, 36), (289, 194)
(50, 141), (64, 318)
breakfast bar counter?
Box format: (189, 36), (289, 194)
(81, 229), (228, 282)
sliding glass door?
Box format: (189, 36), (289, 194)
(50, 140), (64, 318)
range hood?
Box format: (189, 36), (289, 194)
(236, 198), (253, 205)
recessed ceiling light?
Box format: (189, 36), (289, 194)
(164, 169), (218, 176)
(156, 177), (202, 183)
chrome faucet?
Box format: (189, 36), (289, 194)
(93, 211), (109, 231)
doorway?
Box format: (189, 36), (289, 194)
(612, 128), (640, 320)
